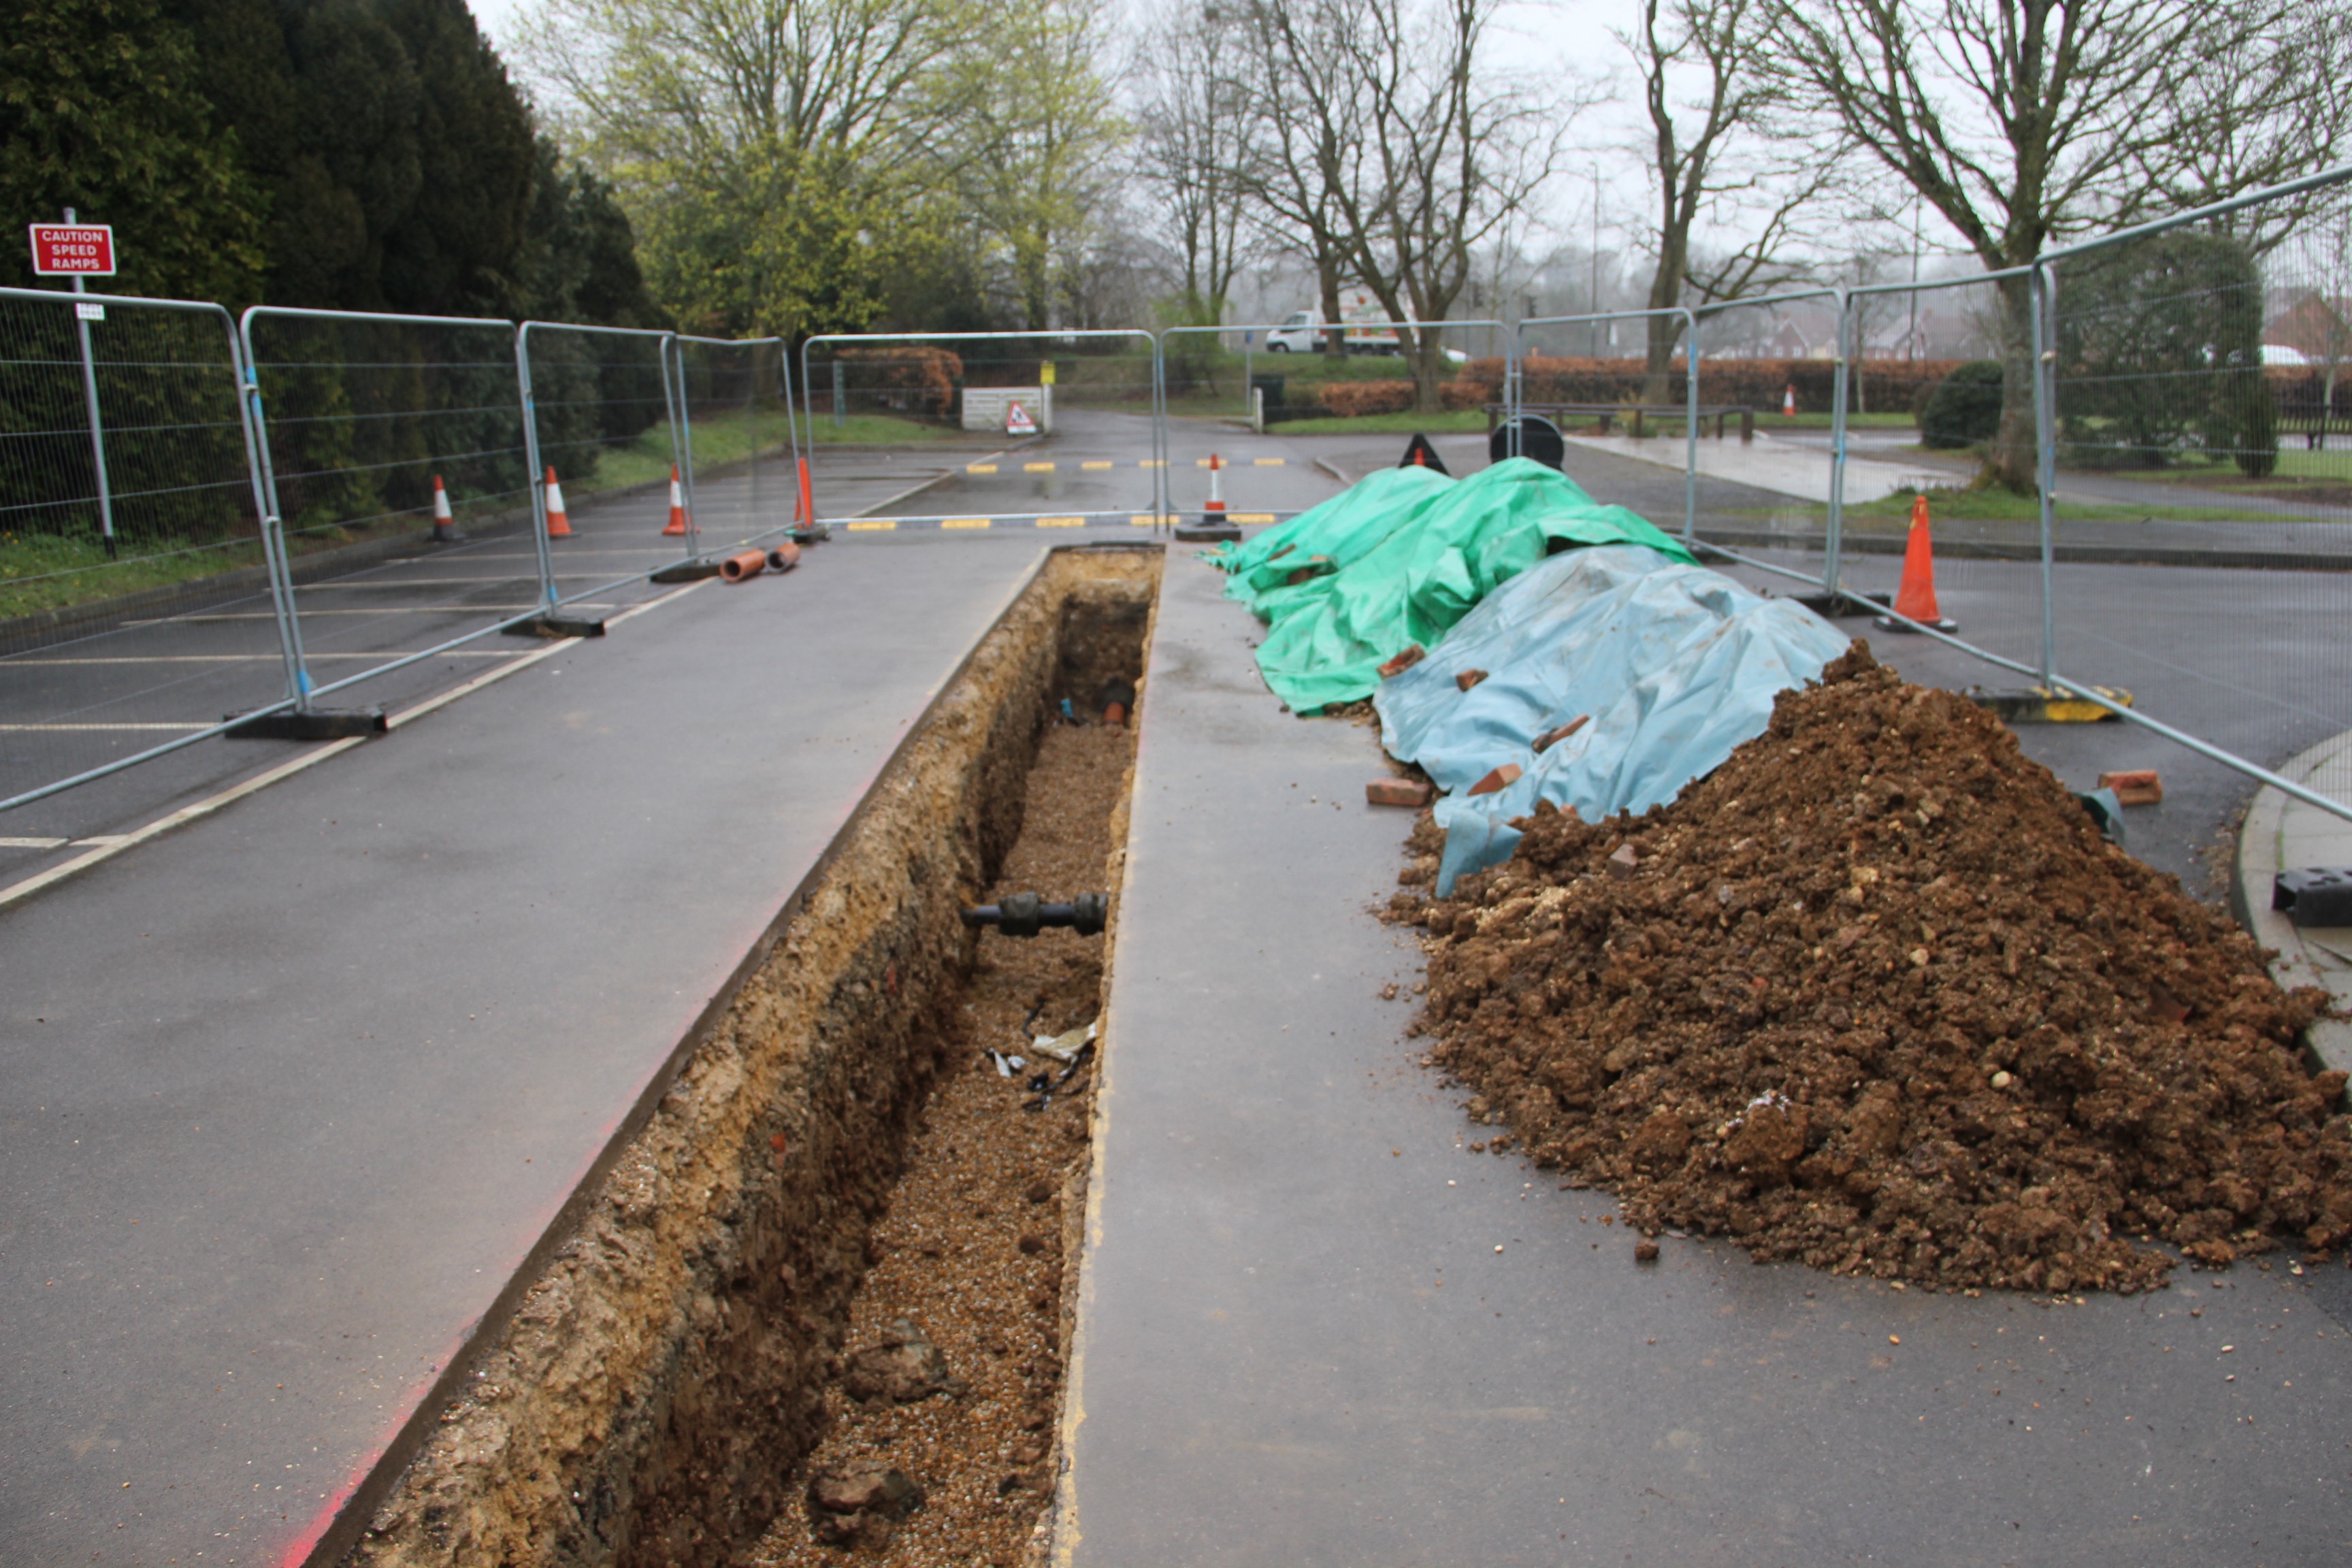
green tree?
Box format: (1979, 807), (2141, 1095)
(2055, 231), (2274, 474)
(519, 0), (979, 339)
(0, 0), (264, 299)
(951, 0), (1126, 331)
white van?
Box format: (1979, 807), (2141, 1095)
(1264, 292), (1467, 361)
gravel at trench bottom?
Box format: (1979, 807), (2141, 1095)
(749, 717), (1132, 1568)
(1389, 642), (2352, 1294)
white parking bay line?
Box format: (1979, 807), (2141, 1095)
(0, 722), (212, 733)
(0, 837), (69, 849)
(136, 606), (623, 622)
(0, 578), (712, 911)
(3, 652), (522, 665)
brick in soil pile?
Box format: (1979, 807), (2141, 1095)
(1393, 642), (2352, 1294)
(750, 719), (1132, 1567)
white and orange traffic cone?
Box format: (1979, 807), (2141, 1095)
(1877, 493), (1957, 632)
(428, 474), (461, 544)
(662, 465), (689, 536)
(543, 466), (572, 538)
(1782, 383), (1797, 418)
(1179, 453), (1241, 542)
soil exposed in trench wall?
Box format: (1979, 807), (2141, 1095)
(340, 545), (1160, 1568)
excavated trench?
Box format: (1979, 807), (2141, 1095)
(342, 544), (1158, 1568)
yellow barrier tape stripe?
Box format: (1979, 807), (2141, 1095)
(1253, 457), (1286, 466)
(1036, 517), (1086, 527)
(847, 519), (896, 531)
(1230, 513), (1277, 523)
(966, 463), (998, 473)
(1081, 460), (1113, 470)
(1024, 461), (1056, 472)
(942, 517), (992, 529)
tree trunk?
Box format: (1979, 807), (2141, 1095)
(1319, 255), (1345, 357)
(1642, 233), (1686, 408)
(1642, 313), (1682, 414)
(1407, 327), (1446, 412)
(1988, 272), (2038, 491)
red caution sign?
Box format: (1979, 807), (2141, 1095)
(29, 223), (115, 276)
(1005, 399), (1038, 436)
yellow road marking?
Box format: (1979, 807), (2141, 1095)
(1128, 513), (1179, 525)
(966, 463), (998, 474)
(1024, 461), (1056, 472)
(942, 517), (992, 529)
(1139, 459), (1165, 468)
(1081, 460), (1113, 470)
(1230, 513), (1277, 523)
(1036, 516), (1086, 527)
(1195, 458), (1213, 467)
(847, 519), (897, 532)
(1254, 457), (1286, 466)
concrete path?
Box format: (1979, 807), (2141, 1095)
(2235, 730), (2352, 1075)
(1058, 554), (2352, 1566)
(0, 531), (1088, 1566)
(1566, 429), (1953, 505)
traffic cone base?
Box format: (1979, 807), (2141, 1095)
(1878, 493), (1956, 633)
(662, 465), (689, 536)
(543, 466), (572, 538)
(1180, 451), (1241, 541)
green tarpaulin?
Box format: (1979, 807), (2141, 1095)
(1239, 458), (1697, 714)
(1211, 466), (1457, 619)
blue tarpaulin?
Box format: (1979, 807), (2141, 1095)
(1371, 545), (1849, 892)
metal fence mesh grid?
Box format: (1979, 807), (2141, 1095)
(0, 293), (285, 806)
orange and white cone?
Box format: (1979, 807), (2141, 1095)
(543, 466), (572, 538)
(1201, 453), (1227, 524)
(662, 465), (689, 536)
(1782, 384), (1797, 418)
(1878, 494), (1957, 632)
(429, 474), (460, 543)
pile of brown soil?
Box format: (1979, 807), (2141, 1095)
(749, 717), (1133, 1568)
(1392, 643), (2352, 1294)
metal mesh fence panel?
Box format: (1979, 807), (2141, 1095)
(673, 336), (791, 549)
(1162, 318), (1501, 530)
(242, 308), (534, 707)
(1686, 291), (1844, 566)
(802, 329), (1160, 532)
(2042, 178), (2352, 786)
(1514, 308), (1699, 542)
(0, 289), (293, 810)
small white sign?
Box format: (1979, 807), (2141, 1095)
(75, 301), (103, 322)
(1005, 399), (1038, 436)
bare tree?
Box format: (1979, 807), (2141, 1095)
(1239, 0), (1573, 406)
(1230, 0), (1369, 356)
(1765, 0), (2347, 488)
(1628, 0), (1835, 398)
(1134, 3), (1254, 328)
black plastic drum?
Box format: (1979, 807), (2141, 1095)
(1488, 414), (1565, 471)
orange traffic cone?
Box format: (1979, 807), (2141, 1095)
(543, 466), (572, 538)
(428, 474), (460, 543)
(1782, 384), (1797, 418)
(1878, 494), (1957, 632)
(662, 465), (688, 536)
(793, 455), (819, 541)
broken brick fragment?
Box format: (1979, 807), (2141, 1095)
(1456, 668), (1489, 691)
(1368, 777), (1435, 808)
(1467, 763), (1522, 797)
(1533, 714), (1591, 753)
(1377, 644), (1426, 678)
(2097, 768), (2162, 806)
